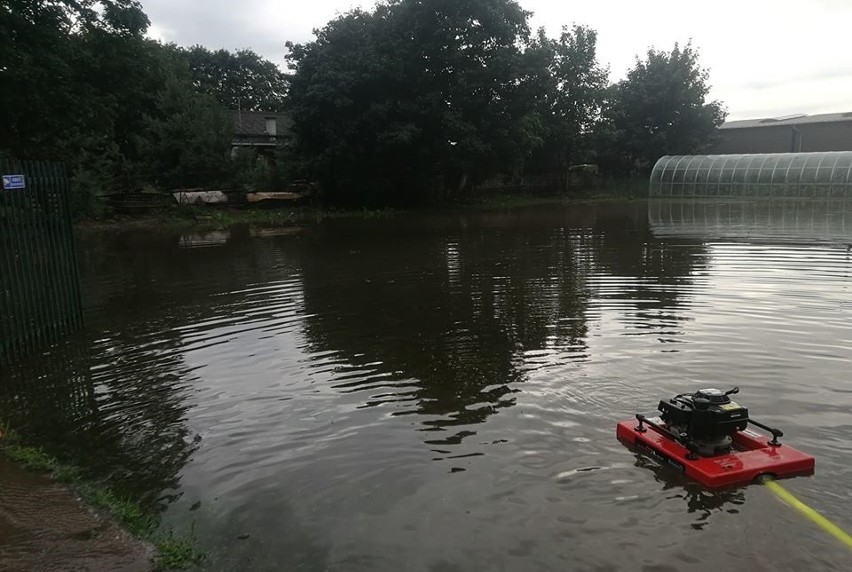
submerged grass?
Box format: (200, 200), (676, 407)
(74, 204), (399, 234)
(0, 425), (204, 571)
(73, 184), (649, 234)
(462, 194), (568, 210)
(462, 185), (646, 211)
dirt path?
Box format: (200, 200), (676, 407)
(0, 456), (154, 572)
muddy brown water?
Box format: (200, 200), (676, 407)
(1, 200), (851, 571)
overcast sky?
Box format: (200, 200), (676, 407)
(142, 0), (852, 121)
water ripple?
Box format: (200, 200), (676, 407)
(2, 203), (852, 570)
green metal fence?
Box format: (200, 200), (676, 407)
(1, 159), (83, 364)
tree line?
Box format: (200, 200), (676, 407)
(1, 0), (726, 214)
(1, 0), (289, 215)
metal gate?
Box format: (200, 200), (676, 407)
(1, 159), (83, 364)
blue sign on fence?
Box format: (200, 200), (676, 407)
(3, 175), (26, 190)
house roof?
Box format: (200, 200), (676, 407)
(229, 111), (292, 136)
(721, 111), (852, 130)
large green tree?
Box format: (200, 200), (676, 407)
(0, 1), (150, 158)
(1, 1), (242, 213)
(138, 54), (233, 190)
(285, 0), (544, 206)
(184, 46), (288, 112)
(600, 42), (726, 175)
(526, 25), (608, 188)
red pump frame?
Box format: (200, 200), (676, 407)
(616, 419), (815, 488)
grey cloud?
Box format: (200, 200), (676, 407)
(740, 66), (852, 91)
(139, 0), (852, 118)
(141, 1), (312, 61)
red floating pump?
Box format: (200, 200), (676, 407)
(616, 387), (814, 488)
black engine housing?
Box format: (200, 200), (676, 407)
(658, 388), (749, 455)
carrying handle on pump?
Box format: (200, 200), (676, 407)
(635, 414), (701, 460)
(748, 418), (784, 446)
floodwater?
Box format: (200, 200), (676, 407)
(2, 200), (852, 571)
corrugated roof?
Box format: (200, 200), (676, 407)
(722, 111), (852, 129)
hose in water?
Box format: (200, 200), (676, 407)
(762, 479), (852, 550)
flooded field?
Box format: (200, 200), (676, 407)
(2, 200), (851, 570)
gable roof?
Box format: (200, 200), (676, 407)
(722, 111), (852, 130)
(230, 111), (292, 136)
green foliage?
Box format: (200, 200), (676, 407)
(0, 2), (292, 217)
(139, 70), (233, 190)
(0, 2), (144, 150)
(184, 46), (288, 112)
(3, 437), (57, 472)
(0, 2), (155, 159)
(231, 147), (295, 193)
(153, 528), (205, 571)
(526, 25), (609, 188)
(2, 0), (728, 216)
(286, 2), (713, 203)
(1, 429), (83, 482)
(1, 1), (157, 213)
(286, 0), (543, 206)
(67, 136), (124, 217)
(599, 42), (727, 175)
(86, 487), (155, 535)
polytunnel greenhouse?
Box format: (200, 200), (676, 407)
(649, 152), (852, 198)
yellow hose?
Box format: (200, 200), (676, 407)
(763, 480), (852, 550)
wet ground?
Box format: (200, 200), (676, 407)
(0, 455), (153, 571)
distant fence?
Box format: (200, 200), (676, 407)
(1, 159), (83, 364)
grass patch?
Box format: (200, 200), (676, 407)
(579, 178), (649, 199)
(3, 437), (60, 472)
(85, 486), (156, 536)
(0, 427), (204, 570)
(154, 528), (202, 572)
(461, 188), (648, 211)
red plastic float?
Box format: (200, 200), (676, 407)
(616, 387), (815, 488)
(617, 418), (815, 488)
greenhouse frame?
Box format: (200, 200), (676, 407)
(649, 152), (852, 198)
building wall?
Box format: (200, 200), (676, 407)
(710, 120), (852, 154)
